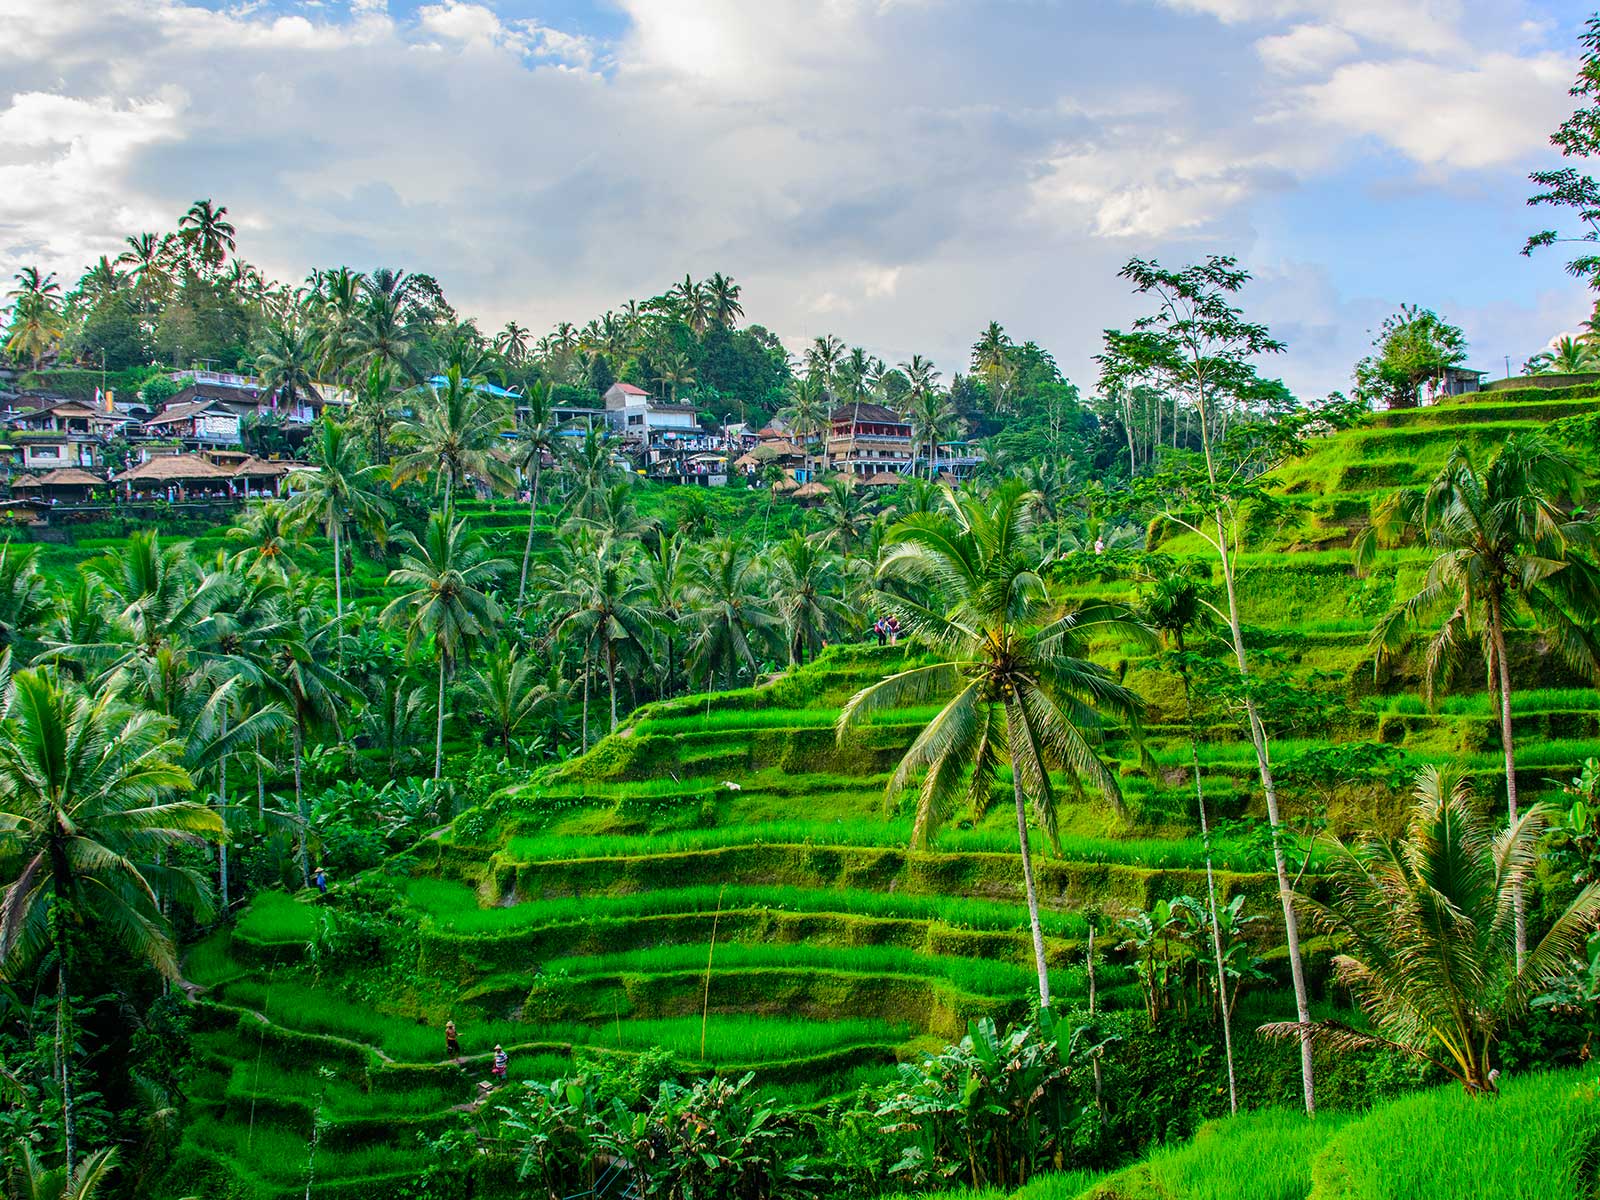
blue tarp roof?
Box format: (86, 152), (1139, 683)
(424, 375), (522, 400)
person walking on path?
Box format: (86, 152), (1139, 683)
(491, 1044), (509, 1081)
(313, 865), (328, 895)
(445, 1019), (460, 1059)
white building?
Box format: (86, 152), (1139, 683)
(603, 382), (701, 443)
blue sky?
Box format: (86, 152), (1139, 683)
(1, 0), (1595, 398)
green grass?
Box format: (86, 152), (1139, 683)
(403, 877), (1089, 938)
(496, 823), (1257, 872)
(1084, 1108), (1349, 1200)
(209, 979), (915, 1066)
(1308, 1069), (1600, 1200)
(529, 939), (1089, 999)
(233, 889), (322, 945)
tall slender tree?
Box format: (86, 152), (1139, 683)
(382, 512), (508, 778)
(838, 483), (1146, 1010)
(283, 421), (393, 625)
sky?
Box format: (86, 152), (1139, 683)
(1, 0), (1596, 398)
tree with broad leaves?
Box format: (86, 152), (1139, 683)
(1526, 15), (1600, 288)
(1097, 254), (1318, 1114)
(1351, 304), (1469, 409)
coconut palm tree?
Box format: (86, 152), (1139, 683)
(908, 386), (954, 483)
(779, 376), (828, 482)
(1142, 571), (1237, 1112)
(971, 321), (1015, 413)
(804, 334), (845, 386)
(706, 273), (744, 329)
(657, 351), (697, 404)
(667, 275), (712, 335)
(1525, 334), (1599, 375)
(512, 382), (565, 607)
(283, 421), (392, 625)
(771, 533), (848, 666)
(687, 538), (777, 692)
(640, 530), (692, 700)
(461, 649), (554, 757)
(345, 281), (417, 384)
(816, 478), (871, 558)
(541, 534), (652, 744)
(391, 367), (514, 509)
(836, 482), (1147, 1009)
(177, 199), (236, 276)
(4, 268), (67, 370)
(1263, 765), (1600, 1094)
(382, 512), (507, 779)
(261, 582), (352, 885)
(495, 320), (531, 365)
(0, 666), (213, 1173)
(1356, 434), (1600, 965)
(253, 312), (323, 415)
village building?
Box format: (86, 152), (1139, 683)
(143, 398), (243, 449)
(825, 402), (913, 477)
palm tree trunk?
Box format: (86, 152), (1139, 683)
(1011, 764), (1052, 1011)
(434, 655), (447, 781)
(580, 653), (591, 752)
(1489, 602), (1527, 968)
(48, 886), (76, 1175)
(1180, 665), (1237, 1114)
(293, 723), (310, 889)
(331, 520), (343, 625)
(1216, 516), (1314, 1114)
(606, 640), (618, 733)
(518, 460), (543, 607)
(219, 709), (230, 913)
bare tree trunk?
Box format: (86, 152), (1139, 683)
(219, 709), (230, 912)
(1181, 666), (1237, 1113)
(49, 892), (76, 1175)
(1217, 521), (1314, 1114)
(434, 655), (446, 781)
(1012, 765), (1052, 1010)
(607, 641), (618, 733)
(518, 459), (542, 607)
(293, 724), (310, 889)
(332, 520), (343, 625)
(1489, 604), (1526, 968)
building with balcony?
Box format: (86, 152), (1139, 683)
(825, 402), (913, 477)
(143, 398), (242, 448)
(603, 382), (702, 444)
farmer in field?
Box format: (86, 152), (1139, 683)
(445, 1019), (460, 1059)
(313, 865), (328, 895)
(492, 1044), (508, 1081)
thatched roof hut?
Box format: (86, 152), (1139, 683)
(11, 467), (104, 502)
(115, 455), (237, 494)
(863, 471), (904, 487)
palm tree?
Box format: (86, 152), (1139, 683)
(779, 377), (828, 482)
(283, 421), (392, 624)
(495, 320), (531, 364)
(541, 535), (652, 744)
(4, 268), (67, 370)
(512, 382), (565, 607)
(177, 199), (236, 276)
(0, 667), (213, 1173)
(1263, 766), (1600, 1094)
(461, 649), (553, 757)
(1356, 435), (1600, 965)
(657, 351), (697, 404)
(345, 280), (417, 384)
(391, 367), (514, 509)
(687, 538), (777, 692)
(972, 321), (1015, 413)
(0, 544), (52, 661)
(261, 583), (352, 885)
(7, 1142), (120, 1200)
(312, 265), (366, 381)
(382, 513), (508, 779)
(804, 334), (845, 386)
(667, 275), (712, 335)
(562, 422), (622, 522)
(1143, 571), (1237, 1112)
(253, 312), (323, 414)
(640, 530), (692, 700)
(907, 385), (954, 483)
(349, 360), (400, 463)
(816, 478), (871, 558)
(706, 273), (744, 329)
(1526, 334), (1599, 375)
(771, 533), (847, 666)
(836, 483), (1146, 1009)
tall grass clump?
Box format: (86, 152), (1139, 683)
(1308, 1069), (1600, 1200)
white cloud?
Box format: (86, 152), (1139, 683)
(1256, 23), (1360, 74)
(1297, 52), (1573, 168)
